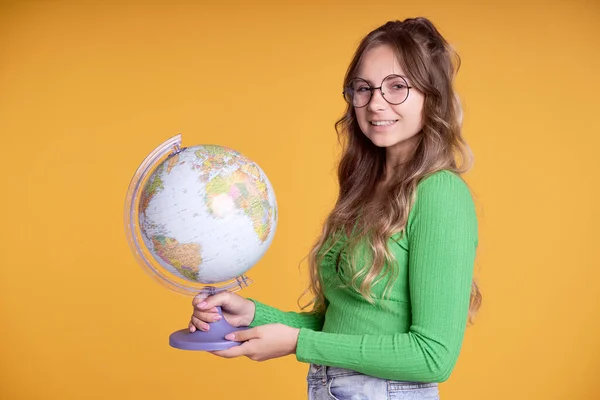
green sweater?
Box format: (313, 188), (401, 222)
(249, 170), (478, 382)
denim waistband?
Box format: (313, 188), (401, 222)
(308, 364), (362, 379)
(307, 363), (438, 388)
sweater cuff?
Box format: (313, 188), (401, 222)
(295, 328), (361, 369)
(295, 328), (315, 364)
(247, 298), (279, 327)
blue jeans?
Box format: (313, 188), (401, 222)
(307, 364), (440, 400)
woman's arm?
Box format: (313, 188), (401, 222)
(248, 299), (326, 331)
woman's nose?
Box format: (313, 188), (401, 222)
(367, 88), (387, 111)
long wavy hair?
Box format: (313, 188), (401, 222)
(301, 17), (481, 323)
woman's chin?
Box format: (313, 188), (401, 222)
(367, 134), (396, 148)
(366, 130), (421, 149)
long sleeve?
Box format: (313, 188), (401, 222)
(295, 171), (478, 382)
(247, 298), (325, 331)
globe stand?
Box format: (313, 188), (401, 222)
(169, 286), (249, 351)
(169, 307), (248, 351)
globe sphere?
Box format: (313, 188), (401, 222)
(125, 136), (277, 296)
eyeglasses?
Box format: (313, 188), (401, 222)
(343, 74), (413, 108)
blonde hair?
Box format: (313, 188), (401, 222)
(301, 17), (481, 323)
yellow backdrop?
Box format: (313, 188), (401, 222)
(1, 1), (598, 399)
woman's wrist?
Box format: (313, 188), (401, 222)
(243, 298), (256, 326)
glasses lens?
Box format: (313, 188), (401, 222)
(345, 79), (371, 108)
(382, 75), (409, 105)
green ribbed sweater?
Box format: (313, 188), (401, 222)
(249, 170), (478, 382)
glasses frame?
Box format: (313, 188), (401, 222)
(343, 74), (413, 108)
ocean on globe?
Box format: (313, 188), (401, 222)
(137, 145), (277, 288)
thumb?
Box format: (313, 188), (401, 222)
(196, 291), (232, 310)
(225, 327), (260, 342)
(191, 292), (209, 307)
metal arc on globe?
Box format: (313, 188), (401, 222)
(124, 134), (278, 296)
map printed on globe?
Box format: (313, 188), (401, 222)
(137, 145), (278, 286)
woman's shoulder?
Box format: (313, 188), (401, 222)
(411, 169), (476, 217)
(416, 170), (472, 198)
(407, 169), (478, 244)
(393, 169), (477, 242)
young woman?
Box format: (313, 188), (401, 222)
(189, 17), (481, 400)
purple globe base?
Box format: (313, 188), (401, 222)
(169, 306), (248, 351)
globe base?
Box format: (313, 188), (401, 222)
(169, 307), (248, 351)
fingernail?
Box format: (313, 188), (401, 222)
(198, 301), (207, 308)
(214, 315), (222, 321)
(225, 333), (235, 340)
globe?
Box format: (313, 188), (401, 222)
(124, 134), (278, 351)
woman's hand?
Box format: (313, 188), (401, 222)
(189, 291), (256, 332)
(210, 323), (300, 362)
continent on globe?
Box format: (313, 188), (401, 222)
(195, 146), (238, 169)
(192, 145), (273, 244)
(139, 164), (165, 216)
(205, 170), (272, 243)
(151, 236), (202, 281)
(166, 153), (181, 173)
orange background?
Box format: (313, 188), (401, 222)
(1, 1), (599, 399)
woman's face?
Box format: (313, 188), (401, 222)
(353, 45), (425, 162)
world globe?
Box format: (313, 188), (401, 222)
(124, 134), (278, 351)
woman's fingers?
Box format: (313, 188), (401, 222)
(193, 309), (222, 323)
(190, 310), (223, 332)
(191, 316), (211, 332)
(196, 291), (231, 310)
